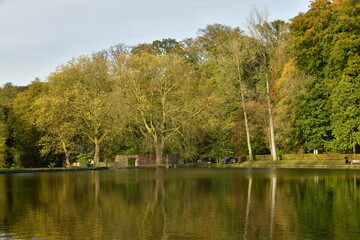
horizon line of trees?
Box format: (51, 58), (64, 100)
(0, 0), (359, 168)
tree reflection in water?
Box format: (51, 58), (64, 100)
(1, 169), (360, 239)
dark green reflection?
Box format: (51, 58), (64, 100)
(0, 169), (360, 240)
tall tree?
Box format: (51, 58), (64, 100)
(328, 75), (360, 153)
(0, 83), (27, 167)
(116, 53), (205, 164)
(289, 0), (360, 153)
(273, 60), (307, 152)
(40, 55), (116, 165)
(218, 32), (260, 161)
(293, 76), (332, 153)
(248, 10), (287, 161)
(33, 80), (79, 167)
(71, 55), (116, 164)
(11, 80), (44, 167)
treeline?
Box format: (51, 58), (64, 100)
(0, 0), (359, 167)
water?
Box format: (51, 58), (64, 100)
(0, 168), (360, 240)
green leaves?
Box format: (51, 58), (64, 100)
(327, 75), (360, 152)
(288, 0), (360, 153)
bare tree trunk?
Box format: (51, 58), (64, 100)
(241, 92), (254, 161)
(266, 75), (277, 161)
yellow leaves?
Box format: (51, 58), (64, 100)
(275, 59), (303, 101)
(304, 27), (316, 36)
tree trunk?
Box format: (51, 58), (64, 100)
(154, 138), (165, 165)
(266, 75), (277, 161)
(241, 92), (254, 161)
(61, 140), (71, 167)
(94, 138), (101, 164)
(353, 142), (356, 155)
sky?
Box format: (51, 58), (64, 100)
(0, 0), (311, 87)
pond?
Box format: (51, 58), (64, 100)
(0, 168), (360, 239)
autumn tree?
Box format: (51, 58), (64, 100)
(39, 55), (116, 165)
(131, 38), (182, 56)
(73, 55), (116, 163)
(11, 80), (44, 167)
(33, 79), (79, 167)
(116, 53), (206, 164)
(290, 0), (360, 153)
(217, 32), (261, 161)
(273, 60), (307, 152)
(0, 83), (28, 167)
(248, 10), (287, 161)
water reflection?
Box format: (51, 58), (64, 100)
(243, 177), (251, 239)
(0, 169), (360, 239)
(270, 175), (276, 240)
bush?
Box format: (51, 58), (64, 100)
(76, 153), (93, 163)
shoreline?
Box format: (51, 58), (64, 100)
(214, 164), (360, 169)
(1, 162), (360, 174)
(200, 160), (360, 169)
(0, 167), (109, 174)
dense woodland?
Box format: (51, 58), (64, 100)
(0, 0), (359, 167)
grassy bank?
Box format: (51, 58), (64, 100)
(229, 159), (360, 168)
(1, 160), (360, 173)
(194, 159), (360, 169)
(240, 159), (344, 166)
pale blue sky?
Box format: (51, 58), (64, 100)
(0, 0), (310, 86)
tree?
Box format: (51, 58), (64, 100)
(328, 74), (360, 153)
(197, 24), (238, 57)
(293, 76), (332, 153)
(0, 83), (28, 167)
(208, 125), (234, 162)
(289, 0), (360, 153)
(217, 32), (260, 161)
(232, 101), (269, 155)
(247, 9), (287, 161)
(11, 80), (44, 167)
(273, 60), (306, 152)
(71, 55), (116, 164)
(40, 55), (116, 165)
(97, 43), (131, 61)
(131, 38), (182, 56)
(33, 80), (79, 167)
(116, 53), (206, 164)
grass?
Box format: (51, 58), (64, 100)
(240, 159), (345, 166)
(229, 159), (360, 169)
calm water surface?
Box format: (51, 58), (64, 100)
(1, 168), (360, 240)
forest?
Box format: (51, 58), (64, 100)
(0, 0), (359, 167)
